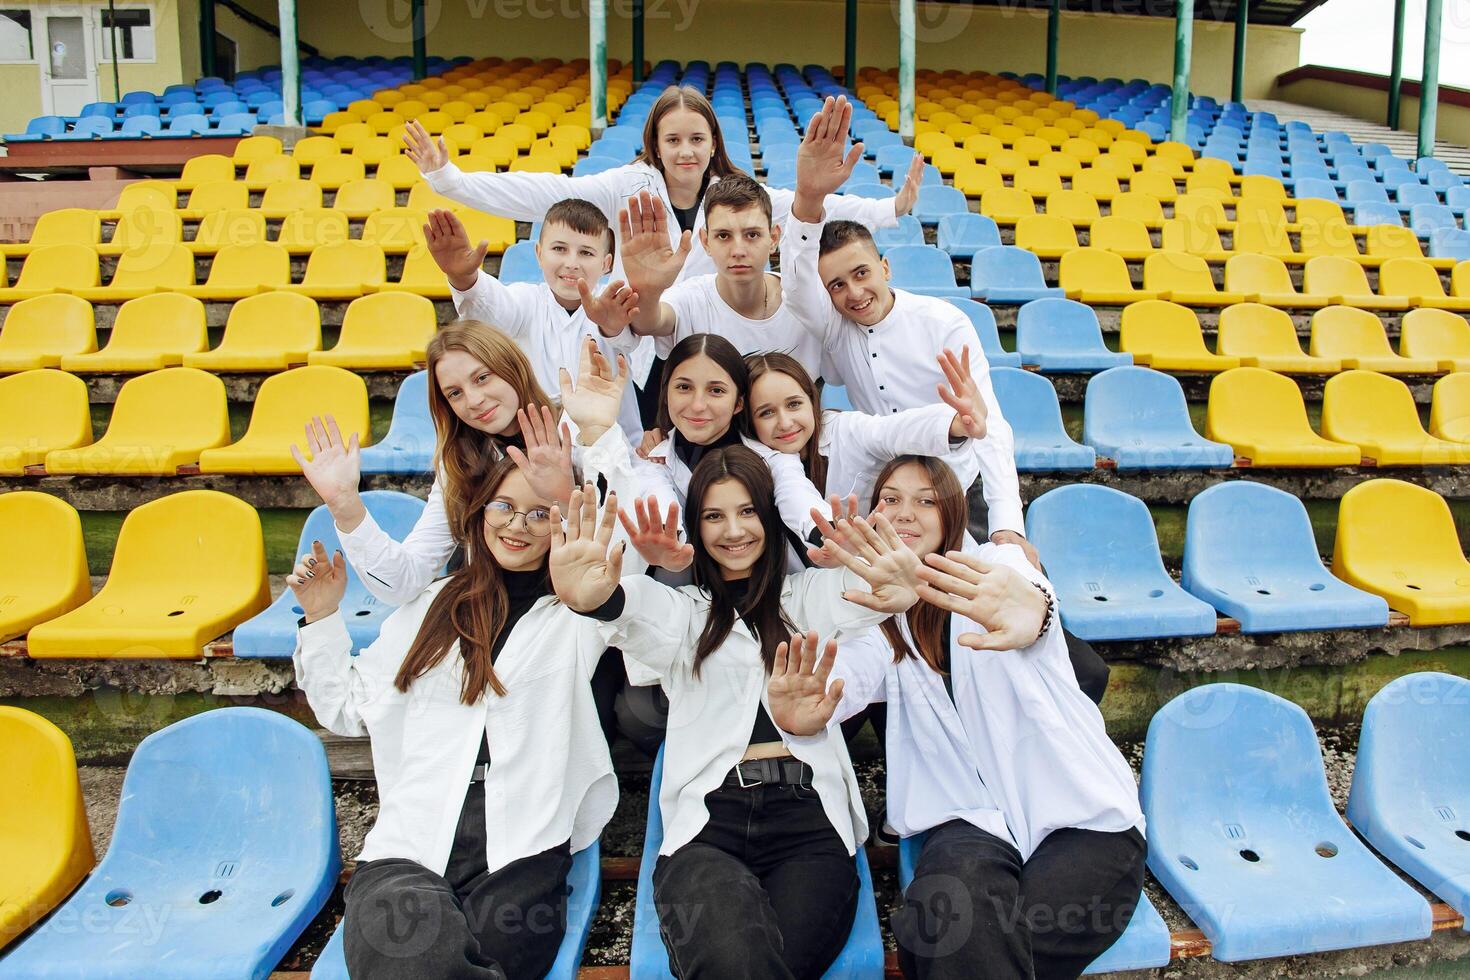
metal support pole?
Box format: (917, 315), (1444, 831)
(1045, 0), (1060, 96)
(1171, 0), (1195, 144)
(199, 0), (216, 78)
(277, 0), (301, 126)
(1231, 0), (1247, 104)
(1387, 0), (1407, 129)
(632, 0), (644, 83)
(109, 0), (121, 99)
(1419, 0), (1443, 160)
(845, 0), (857, 88)
(590, 0), (607, 134)
(411, 0), (427, 80)
(898, 0), (914, 143)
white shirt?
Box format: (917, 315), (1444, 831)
(799, 537), (1145, 861)
(451, 271), (645, 445)
(816, 404), (980, 523)
(294, 580), (617, 876)
(654, 273), (826, 380)
(781, 215), (1025, 536)
(591, 571), (884, 856)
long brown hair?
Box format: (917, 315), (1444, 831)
(394, 455), (545, 703)
(742, 352), (828, 491)
(425, 320), (552, 532)
(870, 455), (966, 673)
(635, 85), (744, 184)
(685, 446), (795, 677)
(656, 332), (748, 438)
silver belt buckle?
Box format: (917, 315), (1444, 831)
(735, 761), (763, 788)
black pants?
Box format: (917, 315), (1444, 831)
(342, 781), (572, 980)
(652, 781), (859, 980)
(893, 820), (1145, 980)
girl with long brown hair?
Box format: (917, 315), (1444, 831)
(287, 343), (640, 979)
(766, 455), (1147, 980)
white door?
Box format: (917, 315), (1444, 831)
(40, 9), (97, 116)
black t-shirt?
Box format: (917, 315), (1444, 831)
(672, 199), (701, 233)
(723, 577), (784, 745)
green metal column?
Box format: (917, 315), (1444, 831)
(1171, 0), (1195, 144)
(411, 0), (427, 80)
(199, 0), (216, 78)
(277, 0), (301, 126)
(1230, 0), (1247, 104)
(1045, 0), (1060, 96)
(632, 0), (644, 83)
(845, 0), (857, 88)
(898, 0), (914, 143)
(590, 0), (608, 134)
(1418, 0), (1443, 159)
(1387, 0), (1407, 129)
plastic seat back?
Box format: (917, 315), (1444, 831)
(885, 244), (966, 298)
(0, 494), (91, 643)
(277, 208), (351, 251)
(989, 367), (1095, 470)
(1015, 296), (1130, 371)
(25, 208), (101, 248)
(46, 368), (231, 474)
(1083, 365), (1231, 469)
(203, 241), (291, 289)
(13, 244), (100, 291)
(359, 370), (435, 473)
(0, 295), (96, 370)
(0, 370), (93, 474)
(943, 298), (1021, 368)
(1402, 308), (1470, 367)
(311, 292), (437, 368)
(199, 366), (371, 474)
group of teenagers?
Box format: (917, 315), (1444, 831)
(286, 86), (1147, 980)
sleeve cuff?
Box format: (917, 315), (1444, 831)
(986, 504), (1027, 539)
(584, 585), (627, 622)
(336, 507), (387, 548)
(298, 610), (351, 647)
(423, 160), (459, 192)
(450, 268), (489, 308)
(787, 217), (825, 247)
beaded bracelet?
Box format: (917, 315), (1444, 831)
(1031, 580), (1056, 641)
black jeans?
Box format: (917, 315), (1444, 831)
(342, 780), (572, 980)
(893, 820), (1145, 980)
(652, 780), (860, 980)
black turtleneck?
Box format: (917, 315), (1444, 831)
(472, 566), (553, 765)
(671, 422), (742, 471)
(723, 577), (784, 746)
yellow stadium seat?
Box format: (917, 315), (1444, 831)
(1401, 308), (1470, 371)
(0, 495), (89, 642)
(456, 209), (517, 256)
(1154, 140), (1196, 169)
(101, 181), (177, 220)
(1015, 136), (1052, 162)
(375, 154), (426, 191)
(279, 241), (386, 300)
(379, 245), (452, 299)
(466, 134), (518, 169)
(418, 111), (456, 135)
(1107, 191), (1164, 229)
(27, 490), (270, 658)
(1060, 137), (1101, 164)
(0, 295), (96, 371)
(954, 163), (1004, 198)
(1059, 247), (1157, 305)
(308, 293), (437, 369)
(1142, 252), (1248, 306)
(1071, 169), (1121, 202)
(497, 122), (536, 152)
(291, 135), (341, 168)
(0, 245), (99, 302)
(12, 209), (101, 258)
(241, 155), (300, 192)
(0, 371), (92, 474)
(308, 153), (367, 190)
(332, 122), (375, 152)
(0, 707), (95, 947)
(1014, 215), (1078, 261)
(1239, 175), (1287, 201)
(1365, 224), (1453, 270)
(1321, 370), (1470, 466)
(1088, 216), (1155, 261)
(442, 122), (483, 153)
(932, 146), (973, 177)
(1215, 303), (1342, 374)
(188, 208), (267, 254)
(59, 293), (207, 373)
(182, 242), (290, 300)
(1127, 170), (1177, 203)
(550, 123), (591, 151)
(990, 124), (1024, 147)
(1453, 261), (1470, 298)
(362, 207), (428, 254)
(1173, 194), (1229, 229)
(275, 208), (351, 254)
(1184, 171), (1233, 199)
(1232, 216), (1301, 263)
(1109, 141), (1149, 168)
(45, 368), (231, 475)
(1308, 305), (1441, 374)
(515, 110), (552, 137)
(980, 187), (1036, 224)
(509, 154), (564, 174)
(332, 178), (397, 220)
(406, 182), (461, 214)
(362, 109), (399, 133)
(987, 149), (1030, 177)
(1035, 125), (1068, 148)
(1079, 128), (1113, 150)
(259, 178), (325, 220)
(1301, 255), (1408, 311)
(1224, 253), (1332, 309)
(1116, 128), (1152, 148)
(1235, 197), (1294, 230)
(198, 366), (370, 475)
(231, 135), (282, 168)
(1377, 258), (1470, 311)
(1119, 300), (1240, 372)
(1332, 479), (1470, 626)
(183, 292), (321, 372)
(1161, 217), (1232, 263)
(1296, 210), (1367, 262)
(174, 153), (236, 192)
(1045, 189), (1101, 225)
(98, 208), (184, 257)
(1430, 372), (1470, 442)
(72, 243), (194, 302)
(1206, 367), (1360, 466)
(394, 98), (429, 119)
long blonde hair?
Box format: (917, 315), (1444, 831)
(425, 320), (551, 532)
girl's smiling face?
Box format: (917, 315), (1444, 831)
(656, 107), (715, 183)
(697, 477), (766, 579)
(435, 349), (520, 436)
(482, 468), (553, 570)
(876, 461), (946, 560)
(666, 353), (742, 445)
(749, 370), (815, 455)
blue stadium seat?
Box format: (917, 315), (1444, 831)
(1181, 482), (1390, 632)
(1015, 297), (1133, 372)
(1291, 178), (1341, 203)
(886, 244), (967, 299)
(4, 115), (66, 142)
(1429, 227), (1470, 261)
(840, 161), (882, 191)
(1409, 204), (1460, 240)
(360, 370), (433, 474)
(1350, 202), (1404, 229)
(1347, 672), (1470, 932)
(896, 834), (1171, 974)
(945, 298), (1022, 368)
(843, 182), (894, 201)
(165, 114), (211, 135)
(1346, 179), (1393, 208)
(499, 241), (542, 284)
(51, 116), (114, 140)
(990, 368), (1095, 471)
(970, 246), (1066, 304)
(0, 708), (339, 979)
(310, 841), (602, 980)
(821, 384), (853, 410)
(232, 491), (431, 658)
(573, 157), (624, 177)
(875, 144), (917, 177)
(630, 747), (883, 979)
(936, 213), (1001, 260)
(1025, 484), (1216, 640)
(1142, 684), (1433, 961)
(872, 214), (923, 255)
(912, 185), (968, 225)
(1083, 367), (1233, 469)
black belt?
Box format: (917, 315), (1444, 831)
(724, 757), (814, 789)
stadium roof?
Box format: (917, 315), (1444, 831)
(958, 0), (1333, 28)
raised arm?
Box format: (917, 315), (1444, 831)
(289, 541), (387, 737)
(766, 628), (891, 737)
(426, 208), (535, 341)
(619, 192), (689, 337)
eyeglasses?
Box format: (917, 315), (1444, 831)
(484, 501), (555, 537)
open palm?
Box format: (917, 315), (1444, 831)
(767, 630), (844, 737)
(618, 191), (690, 294)
(550, 485), (625, 613)
(291, 415), (360, 508)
